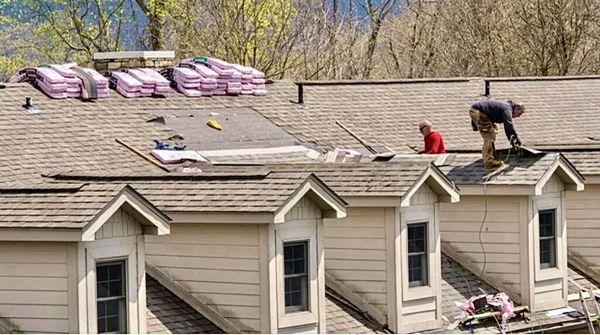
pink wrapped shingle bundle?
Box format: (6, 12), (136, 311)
(172, 67), (208, 97)
(179, 62), (218, 95)
(232, 64), (254, 95)
(49, 64), (82, 98)
(251, 68), (267, 96)
(150, 150), (207, 164)
(35, 67), (68, 99)
(127, 69), (159, 97)
(140, 68), (171, 95)
(110, 71), (142, 98)
(75, 67), (110, 98)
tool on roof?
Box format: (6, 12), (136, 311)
(115, 138), (170, 172)
(207, 119), (222, 131)
(335, 120), (396, 161)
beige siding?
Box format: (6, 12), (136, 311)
(95, 208), (142, 240)
(440, 196), (524, 300)
(146, 223), (262, 332)
(0, 242), (71, 333)
(324, 207), (390, 314)
(284, 196), (322, 221)
(399, 184), (440, 332)
(567, 184), (600, 278)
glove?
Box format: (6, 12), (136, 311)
(471, 120), (478, 131)
(511, 136), (522, 148)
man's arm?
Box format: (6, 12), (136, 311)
(503, 109), (518, 141)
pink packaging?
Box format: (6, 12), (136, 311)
(127, 69), (156, 85)
(177, 84), (202, 97)
(206, 57), (233, 70)
(112, 72), (142, 92)
(116, 85), (140, 97)
(173, 67), (201, 80)
(49, 64), (77, 78)
(36, 67), (66, 84)
(140, 68), (170, 86)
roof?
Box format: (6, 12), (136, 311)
(0, 183), (125, 228)
(150, 107), (301, 150)
(436, 253), (593, 334)
(46, 170), (343, 213)
(146, 274), (224, 334)
(325, 288), (388, 334)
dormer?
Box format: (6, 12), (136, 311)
(439, 153), (584, 312)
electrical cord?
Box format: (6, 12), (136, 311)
(478, 135), (518, 279)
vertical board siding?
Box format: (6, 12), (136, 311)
(411, 183), (438, 205)
(284, 196), (322, 222)
(440, 196), (523, 300)
(324, 207), (389, 315)
(146, 223), (261, 332)
(567, 184), (600, 277)
(95, 208), (142, 240)
(0, 242), (70, 333)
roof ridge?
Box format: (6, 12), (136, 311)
(296, 78), (470, 86)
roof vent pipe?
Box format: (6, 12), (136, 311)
(484, 79), (490, 96)
(297, 83), (304, 105)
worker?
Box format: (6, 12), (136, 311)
(418, 119), (446, 154)
(469, 99), (525, 169)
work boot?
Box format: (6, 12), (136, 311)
(484, 159), (503, 169)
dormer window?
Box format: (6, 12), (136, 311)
(408, 223), (428, 287)
(96, 260), (127, 333)
(284, 241), (309, 313)
(539, 209), (557, 269)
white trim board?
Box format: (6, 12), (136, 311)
(82, 187), (170, 241)
(273, 175), (346, 224)
(401, 166), (460, 207)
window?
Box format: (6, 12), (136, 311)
(96, 260), (127, 333)
(408, 223), (428, 287)
(284, 241), (309, 313)
(539, 209), (557, 269)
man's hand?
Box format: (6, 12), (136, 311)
(511, 136), (522, 149)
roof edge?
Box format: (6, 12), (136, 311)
(295, 78), (470, 86)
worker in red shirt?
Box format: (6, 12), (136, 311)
(418, 120), (446, 154)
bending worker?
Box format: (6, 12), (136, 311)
(418, 119), (446, 154)
(469, 99), (525, 169)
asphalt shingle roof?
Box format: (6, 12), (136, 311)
(325, 288), (387, 334)
(0, 183), (126, 228)
(146, 275), (224, 334)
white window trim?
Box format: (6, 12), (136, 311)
(400, 204), (437, 301)
(275, 223), (319, 329)
(78, 236), (145, 333)
(532, 195), (564, 282)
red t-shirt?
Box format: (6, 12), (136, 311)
(420, 131), (446, 154)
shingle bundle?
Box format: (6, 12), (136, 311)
(9, 64), (110, 99)
(190, 57), (267, 96)
(35, 67), (68, 99)
(171, 67), (207, 97)
(109, 71), (143, 98)
(179, 61), (218, 96)
(126, 68), (171, 96)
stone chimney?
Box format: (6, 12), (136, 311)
(93, 51), (175, 72)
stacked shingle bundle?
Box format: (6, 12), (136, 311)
(250, 68), (267, 96)
(231, 64), (254, 95)
(140, 68), (171, 94)
(203, 58), (242, 95)
(179, 61), (218, 96)
(35, 67), (68, 99)
(109, 71), (143, 98)
(126, 69), (171, 96)
(172, 67), (207, 97)
(10, 65), (110, 99)
(76, 67), (110, 98)
(48, 64), (81, 98)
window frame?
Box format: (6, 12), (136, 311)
(283, 240), (310, 313)
(538, 209), (557, 269)
(96, 260), (128, 334)
(407, 222), (429, 287)
(399, 204), (438, 302)
(532, 194), (565, 282)
(274, 223), (319, 329)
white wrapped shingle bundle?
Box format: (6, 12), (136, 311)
(140, 68), (171, 95)
(110, 71), (143, 98)
(35, 67), (68, 99)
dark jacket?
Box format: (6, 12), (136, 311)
(471, 100), (518, 141)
